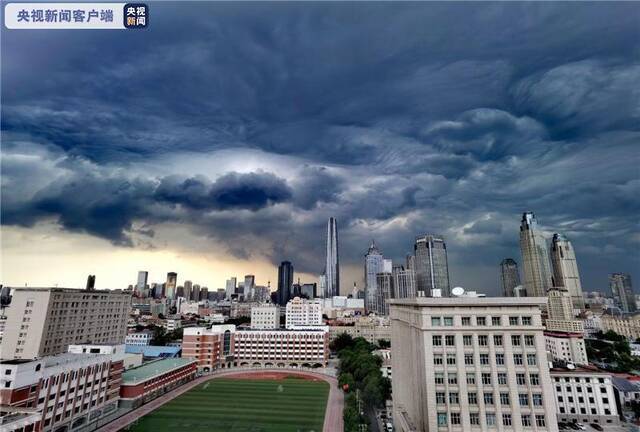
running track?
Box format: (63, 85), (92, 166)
(95, 369), (344, 432)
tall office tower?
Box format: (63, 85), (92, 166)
(325, 217), (340, 297)
(610, 273), (636, 313)
(244, 275), (256, 300)
(200, 287), (209, 301)
(301, 283), (317, 299)
(375, 271), (394, 316)
(545, 288), (587, 364)
(2, 287), (131, 359)
(406, 254), (415, 270)
(389, 296), (558, 432)
(318, 274), (327, 298)
(364, 241), (385, 312)
(136, 271), (148, 297)
(225, 277), (237, 300)
(550, 233), (584, 311)
(500, 258), (521, 297)
(393, 265), (416, 299)
(519, 212), (552, 298)
(191, 284), (201, 302)
(86, 275), (96, 290)
(547, 288), (573, 321)
(176, 286), (184, 298)
(414, 234), (450, 297)
(165, 272), (178, 299)
(277, 261), (294, 306)
(183, 280), (193, 301)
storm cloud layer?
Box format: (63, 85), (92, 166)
(2, 2), (639, 293)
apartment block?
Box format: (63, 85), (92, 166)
(285, 297), (323, 329)
(390, 296), (558, 432)
(2, 288), (131, 360)
(0, 352), (123, 432)
(550, 364), (619, 426)
(250, 304), (280, 330)
(544, 332), (588, 365)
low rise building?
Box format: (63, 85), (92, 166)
(322, 296), (365, 319)
(67, 344), (142, 370)
(124, 331), (152, 346)
(545, 332), (588, 365)
(551, 364), (619, 426)
(250, 304), (280, 329)
(328, 316), (391, 344)
(0, 351), (123, 432)
(119, 358), (197, 408)
(182, 325), (329, 372)
(285, 297), (323, 329)
(124, 345), (181, 360)
(373, 348), (392, 380)
(600, 312), (640, 340)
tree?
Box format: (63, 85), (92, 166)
(377, 339), (391, 349)
(331, 332), (354, 353)
(339, 372), (355, 390)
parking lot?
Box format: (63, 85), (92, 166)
(559, 421), (637, 432)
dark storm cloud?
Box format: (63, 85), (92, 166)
(2, 2), (639, 292)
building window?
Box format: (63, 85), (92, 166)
(482, 373), (492, 385)
(451, 413), (461, 425)
(524, 335), (535, 346)
(513, 354), (523, 365)
(462, 317), (471, 326)
(511, 335), (521, 346)
(435, 373), (445, 384)
(480, 354), (489, 365)
(434, 354), (443, 365)
(509, 316), (519, 325)
(529, 373), (539, 385)
(522, 316), (532, 325)
(486, 413), (496, 426)
(497, 373), (507, 385)
(502, 414), (512, 426)
(437, 412), (447, 426)
(468, 392), (478, 404)
(465, 354), (474, 365)
(493, 335), (503, 346)
(444, 317), (453, 326)
(477, 317), (486, 326)
(484, 393), (494, 405)
(463, 335), (473, 346)
(519, 393), (529, 406)
(467, 373), (476, 385)
(535, 415), (546, 427)
(445, 335), (455, 346)
(495, 354), (505, 365)
(446, 355), (456, 365)
(433, 335), (442, 346)
(532, 394), (543, 406)
(470, 412), (480, 425)
(500, 392), (510, 405)
(478, 335), (488, 346)
(436, 392), (446, 404)
(432, 317), (442, 326)
(522, 414), (532, 427)
(492, 317), (501, 326)
(527, 354), (537, 366)
(449, 392), (459, 404)
(448, 373), (457, 385)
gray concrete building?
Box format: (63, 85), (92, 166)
(390, 296), (558, 432)
(550, 234), (584, 311)
(1, 287), (131, 360)
(414, 234), (450, 297)
(520, 212), (553, 298)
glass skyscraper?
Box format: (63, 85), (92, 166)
(364, 240), (384, 311)
(277, 261), (294, 306)
(610, 273), (635, 313)
(324, 217), (340, 298)
(414, 234), (450, 297)
(500, 258), (521, 297)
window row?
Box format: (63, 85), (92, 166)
(431, 316), (533, 327)
(435, 391), (543, 407)
(432, 334), (536, 347)
(434, 353), (537, 366)
(436, 412), (546, 427)
(435, 372), (540, 387)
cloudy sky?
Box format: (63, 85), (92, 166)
(2, 2), (639, 294)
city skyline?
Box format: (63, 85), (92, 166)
(2, 3), (639, 294)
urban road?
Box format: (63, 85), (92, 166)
(95, 368), (344, 432)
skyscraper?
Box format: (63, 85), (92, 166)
(393, 265), (416, 299)
(136, 271), (148, 297)
(277, 261), (294, 306)
(244, 275), (256, 300)
(183, 280), (193, 300)
(165, 272), (178, 299)
(550, 233), (584, 311)
(364, 240), (385, 311)
(500, 258), (521, 297)
(86, 275), (96, 290)
(519, 212), (552, 298)
(610, 273), (635, 313)
(225, 277), (237, 300)
(324, 217), (340, 297)
(414, 234), (450, 297)
(375, 265), (394, 316)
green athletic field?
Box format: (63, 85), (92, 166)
(127, 377), (329, 432)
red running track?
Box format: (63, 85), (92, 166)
(96, 369), (344, 432)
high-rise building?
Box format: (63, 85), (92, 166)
(324, 217), (340, 297)
(285, 297), (323, 329)
(550, 234), (584, 311)
(301, 283), (317, 299)
(610, 273), (635, 313)
(136, 271), (148, 297)
(500, 258), (521, 297)
(519, 212), (552, 298)
(86, 275), (96, 290)
(244, 275), (256, 300)
(414, 234), (450, 297)
(251, 304), (280, 329)
(191, 284), (201, 302)
(183, 280), (193, 300)
(225, 277), (237, 300)
(393, 265), (416, 299)
(389, 296), (558, 432)
(364, 240), (385, 312)
(165, 272), (178, 299)
(375, 271), (394, 316)
(277, 261), (294, 306)
(199, 287), (209, 301)
(1, 287), (131, 359)
(545, 288), (587, 364)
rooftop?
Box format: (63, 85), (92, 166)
(389, 296), (547, 307)
(121, 358), (195, 384)
(8, 287), (130, 294)
(124, 345), (181, 357)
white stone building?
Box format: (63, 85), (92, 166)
(285, 297), (322, 329)
(250, 304), (280, 329)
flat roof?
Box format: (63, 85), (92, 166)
(122, 358), (195, 384)
(389, 296), (547, 307)
(8, 287), (130, 294)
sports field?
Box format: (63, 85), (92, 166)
(127, 377), (330, 432)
